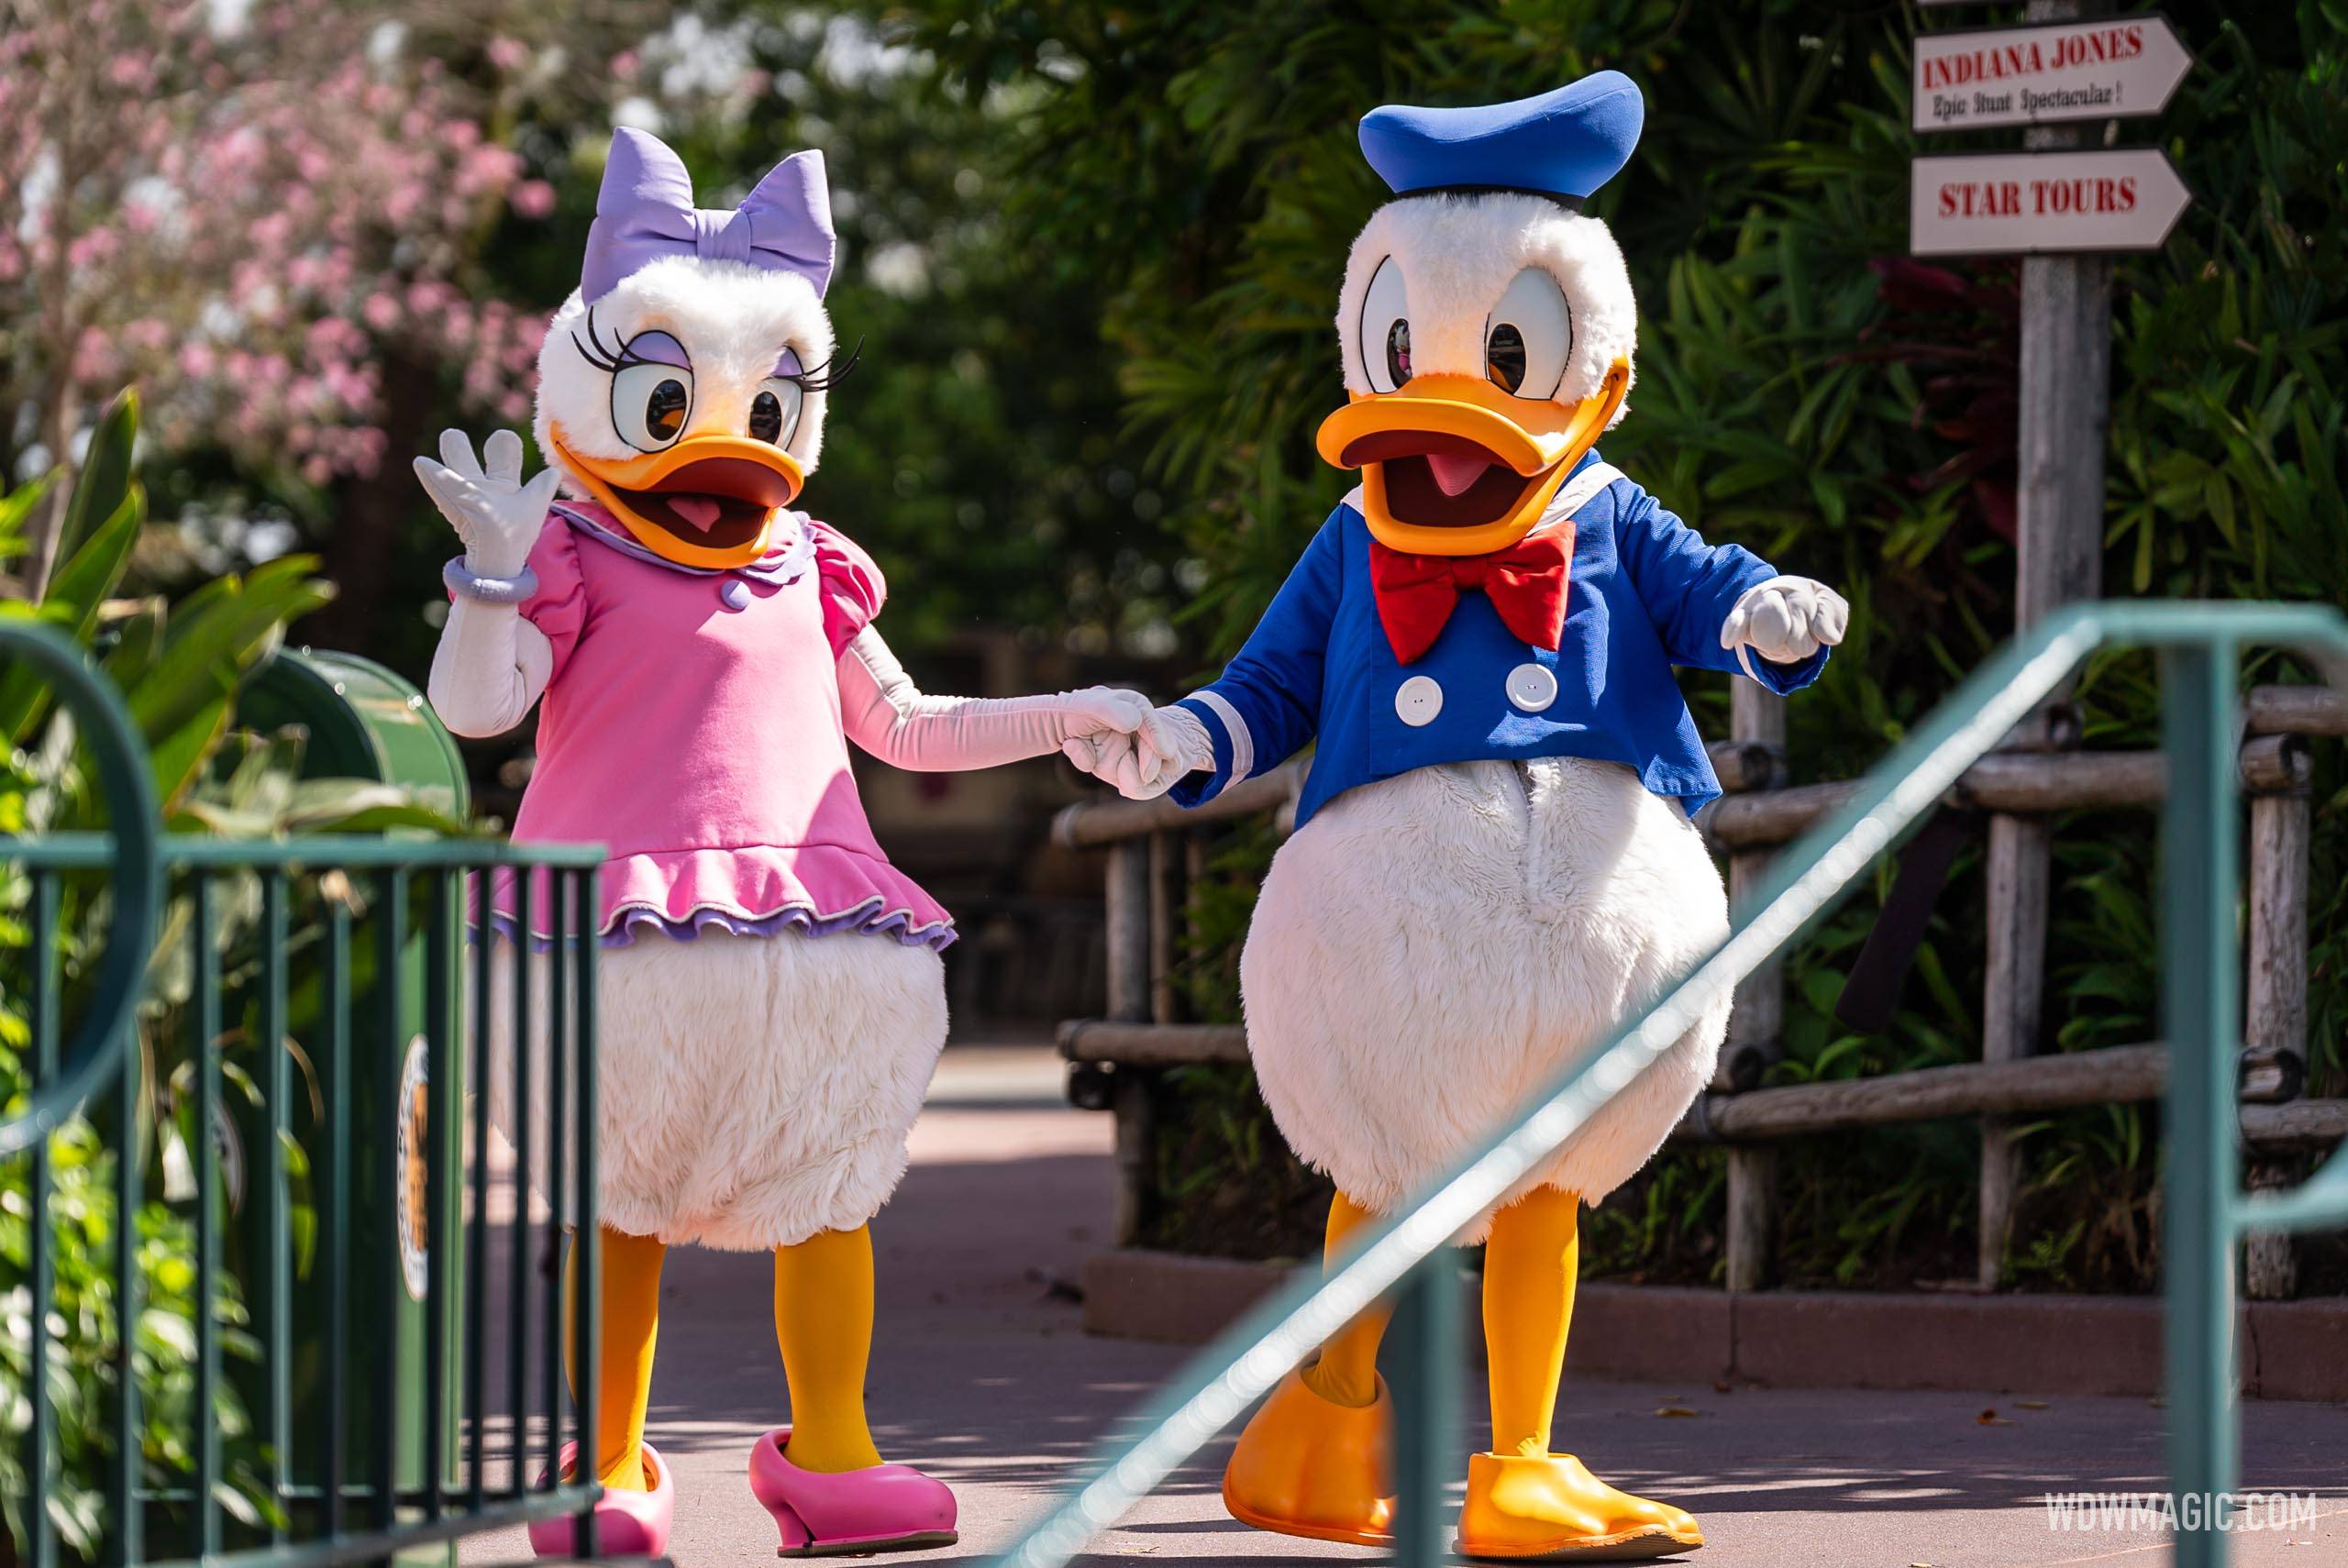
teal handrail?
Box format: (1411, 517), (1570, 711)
(0, 619), (161, 1156)
(991, 600), (2348, 1568)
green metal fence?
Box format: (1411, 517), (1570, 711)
(3, 619), (607, 1568)
(990, 600), (2348, 1568)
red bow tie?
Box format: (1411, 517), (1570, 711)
(1368, 524), (1575, 665)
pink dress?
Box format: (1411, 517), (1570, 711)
(488, 502), (954, 950)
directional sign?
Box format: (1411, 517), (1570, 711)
(1914, 16), (2193, 133)
(1910, 149), (2191, 258)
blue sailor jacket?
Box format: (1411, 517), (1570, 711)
(1169, 454), (1830, 829)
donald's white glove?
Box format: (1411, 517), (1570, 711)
(414, 428), (561, 580)
(1721, 576), (1849, 679)
(1064, 704), (1213, 801)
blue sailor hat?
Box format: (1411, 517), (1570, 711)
(1357, 70), (1645, 207)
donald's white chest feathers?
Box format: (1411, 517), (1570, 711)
(1235, 756), (1731, 1231)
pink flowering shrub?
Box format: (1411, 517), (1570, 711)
(1, 0), (634, 588)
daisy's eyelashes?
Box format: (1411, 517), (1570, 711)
(571, 305), (635, 373)
(788, 337), (862, 395)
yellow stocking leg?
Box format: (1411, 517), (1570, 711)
(1222, 1191), (1397, 1545)
(1301, 1193), (1396, 1408)
(1461, 1186), (1702, 1557)
(562, 1225), (665, 1491)
(1482, 1185), (1578, 1456)
(773, 1225), (885, 1474)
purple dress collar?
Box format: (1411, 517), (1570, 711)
(550, 500), (816, 609)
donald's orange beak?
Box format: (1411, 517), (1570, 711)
(549, 425), (803, 570)
(1314, 361), (1629, 556)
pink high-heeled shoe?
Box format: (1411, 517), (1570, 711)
(747, 1428), (958, 1557)
(526, 1441), (676, 1558)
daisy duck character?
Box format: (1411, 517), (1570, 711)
(1076, 74), (1848, 1559)
(418, 128), (1148, 1558)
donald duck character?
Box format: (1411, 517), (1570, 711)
(1074, 73), (1848, 1559)
(419, 128), (1150, 1557)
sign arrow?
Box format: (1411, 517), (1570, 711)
(1914, 15), (2193, 134)
(1910, 149), (2191, 258)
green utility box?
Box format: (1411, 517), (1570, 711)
(238, 647), (471, 821)
(232, 647), (472, 1509)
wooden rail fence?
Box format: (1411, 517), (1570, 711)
(1052, 683), (2347, 1297)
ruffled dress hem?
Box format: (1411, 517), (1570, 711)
(480, 845), (957, 952)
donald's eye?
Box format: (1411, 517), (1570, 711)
(612, 359), (693, 450)
(1485, 269), (1572, 401)
(1359, 256), (1412, 393)
(1486, 325), (1526, 393)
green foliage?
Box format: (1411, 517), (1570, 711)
(1140, 1062), (1335, 1263)
(55, 393), (143, 588)
(1580, 1147), (1726, 1284)
(895, 2), (2348, 1287)
(1137, 821), (1333, 1258)
(0, 392), (146, 745)
(1, 392), (465, 1560)
(661, 17), (1181, 655)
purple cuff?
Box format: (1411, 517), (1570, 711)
(444, 556), (539, 605)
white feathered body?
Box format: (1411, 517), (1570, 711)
(1240, 756), (1728, 1242)
(489, 928), (946, 1252)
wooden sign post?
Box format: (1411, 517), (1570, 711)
(1903, 0), (2194, 1291)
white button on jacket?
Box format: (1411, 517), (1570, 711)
(1505, 662), (1559, 712)
(1394, 674), (1444, 726)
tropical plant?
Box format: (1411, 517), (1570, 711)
(0, 391), (465, 1561)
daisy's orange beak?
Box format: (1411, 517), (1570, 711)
(1314, 360), (1629, 556)
(549, 425), (803, 570)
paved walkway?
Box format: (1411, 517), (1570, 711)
(470, 1046), (2347, 1566)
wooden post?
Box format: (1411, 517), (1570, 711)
(1977, 0), (2114, 1290)
(1106, 840), (1152, 1023)
(2014, 0), (2117, 647)
(1148, 830), (1178, 1025)
(1721, 683), (1788, 1090)
(2243, 745), (2311, 1300)
(1105, 840), (1156, 1245)
(1978, 813), (2053, 1286)
(1722, 681), (1787, 1293)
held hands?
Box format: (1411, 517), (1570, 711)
(1062, 704), (1213, 801)
(1721, 576), (1850, 675)
(413, 429), (560, 580)
(1055, 687), (1158, 750)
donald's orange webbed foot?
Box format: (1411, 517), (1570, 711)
(1457, 1452), (1701, 1561)
(1220, 1368), (1398, 1547)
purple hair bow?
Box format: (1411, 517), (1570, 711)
(580, 127), (836, 303)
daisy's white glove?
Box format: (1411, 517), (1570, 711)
(1721, 575), (1849, 679)
(418, 428), (561, 738)
(413, 428), (560, 580)
(839, 627), (1154, 770)
(1063, 703), (1213, 802)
